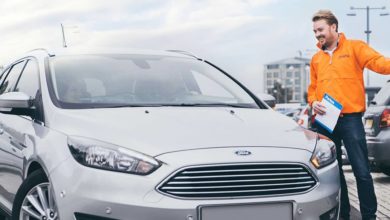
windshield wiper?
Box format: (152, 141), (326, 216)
(162, 103), (256, 108)
(99, 103), (256, 109)
(103, 104), (164, 108)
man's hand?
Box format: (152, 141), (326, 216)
(312, 101), (326, 115)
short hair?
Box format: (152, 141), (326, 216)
(312, 10), (338, 32)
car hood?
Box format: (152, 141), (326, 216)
(49, 107), (318, 156)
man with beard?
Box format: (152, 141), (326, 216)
(308, 10), (390, 220)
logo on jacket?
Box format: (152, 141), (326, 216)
(235, 150), (252, 156)
(338, 54), (350, 59)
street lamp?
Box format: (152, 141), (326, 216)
(347, 6), (389, 86)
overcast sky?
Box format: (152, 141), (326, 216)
(1, 0), (389, 93)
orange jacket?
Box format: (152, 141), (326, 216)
(308, 33), (390, 113)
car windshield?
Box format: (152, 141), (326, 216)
(48, 54), (259, 109)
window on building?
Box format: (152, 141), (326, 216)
(267, 72), (272, 78)
(287, 72), (292, 77)
(294, 72), (300, 77)
(293, 64), (301, 68)
(267, 64), (279, 69)
(287, 64), (301, 70)
(273, 72), (279, 78)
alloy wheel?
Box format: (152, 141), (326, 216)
(19, 183), (58, 220)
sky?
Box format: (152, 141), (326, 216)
(1, 0), (389, 93)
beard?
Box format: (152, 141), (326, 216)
(317, 35), (331, 50)
(316, 28), (338, 50)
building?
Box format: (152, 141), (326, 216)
(264, 57), (310, 103)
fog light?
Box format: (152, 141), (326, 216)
(320, 204), (339, 220)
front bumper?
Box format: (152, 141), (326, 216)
(49, 147), (340, 220)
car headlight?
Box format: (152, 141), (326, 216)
(310, 140), (336, 169)
(68, 136), (161, 175)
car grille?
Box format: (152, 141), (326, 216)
(158, 163), (317, 199)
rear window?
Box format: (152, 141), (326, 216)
(372, 82), (390, 106)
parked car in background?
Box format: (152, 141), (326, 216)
(274, 103), (303, 118)
(364, 80), (390, 176)
(0, 48), (340, 220)
(256, 93), (276, 108)
(365, 86), (381, 107)
(341, 145), (350, 165)
(293, 105), (312, 129)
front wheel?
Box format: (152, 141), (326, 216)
(12, 170), (58, 220)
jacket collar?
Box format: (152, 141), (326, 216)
(316, 32), (346, 51)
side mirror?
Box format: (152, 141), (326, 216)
(255, 93), (276, 108)
(0, 92), (33, 113)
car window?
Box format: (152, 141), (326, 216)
(49, 54), (260, 109)
(15, 59), (40, 99)
(192, 70), (234, 98)
(0, 61), (26, 95)
(372, 82), (390, 106)
(0, 67), (11, 85)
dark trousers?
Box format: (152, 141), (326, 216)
(314, 114), (377, 220)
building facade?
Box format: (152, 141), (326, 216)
(264, 57), (310, 103)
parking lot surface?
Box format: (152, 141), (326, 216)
(345, 166), (390, 219)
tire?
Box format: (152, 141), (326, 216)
(0, 214), (10, 220)
(381, 166), (390, 176)
(369, 161), (381, 172)
(12, 170), (58, 220)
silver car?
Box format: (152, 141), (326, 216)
(365, 80), (390, 175)
(0, 48), (339, 220)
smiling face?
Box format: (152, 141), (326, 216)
(313, 19), (338, 50)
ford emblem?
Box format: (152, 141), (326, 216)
(235, 150), (252, 156)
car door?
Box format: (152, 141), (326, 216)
(0, 58), (42, 210)
(0, 60), (27, 210)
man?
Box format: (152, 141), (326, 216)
(308, 10), (390, 220)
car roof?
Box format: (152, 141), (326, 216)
(365, 86), (381, 92)
(371, 81), (390, 106)
(3, 47), (200, 67)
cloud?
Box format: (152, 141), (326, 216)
(0, 0), (276, 62)
(0, 0), (283, 93)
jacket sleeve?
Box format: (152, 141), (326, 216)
(354, 40), (390, 74)
(307, 58), (318, 107)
